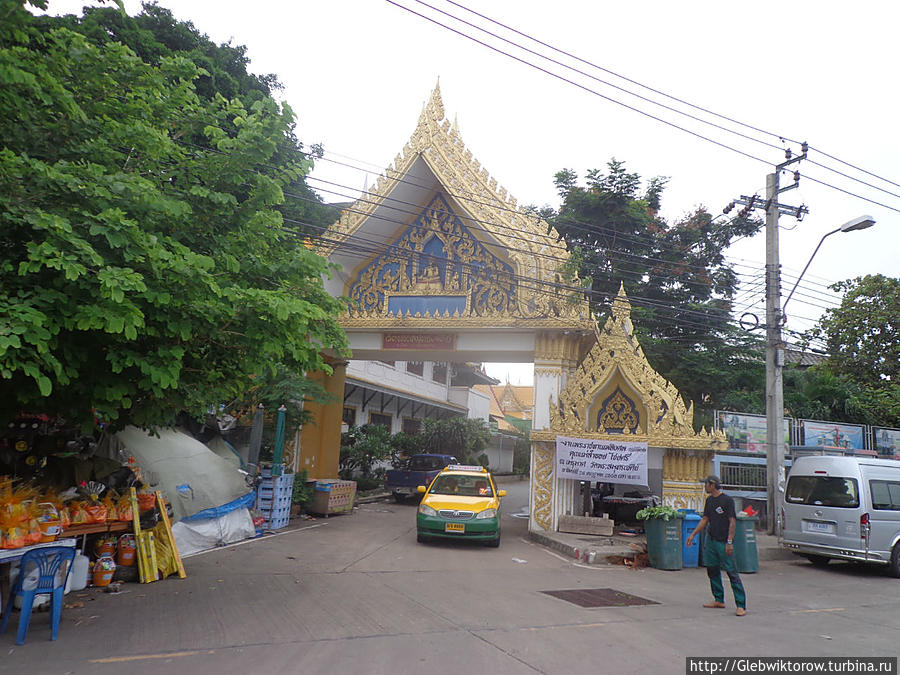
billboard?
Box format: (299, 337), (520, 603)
(801, 420), (865, 451)
(873, 427), (900, 457)
(717, 411), (791, 454)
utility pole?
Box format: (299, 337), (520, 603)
(764, 171), (785, 537)
(728, 144), (807, 535)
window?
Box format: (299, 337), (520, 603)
(408, 455), (453, 471)
(870, 480), (900, 511)
(342, 407), (356, 427)
(379, 360), (395, 367)
(369, 412), (391, 428)
(432, 362), (448, 384)
(430, 474), (493, 497)
(402, 417), (421, 435)
(405, 361), (424, 376)
(785, 476), (860, 508)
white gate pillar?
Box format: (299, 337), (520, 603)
(529, 331), (581, 533)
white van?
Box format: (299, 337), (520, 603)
(782, 455), (900, 576)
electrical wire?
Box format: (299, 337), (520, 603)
(388, 0), (900, 213)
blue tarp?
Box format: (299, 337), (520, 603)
(181, 490), (255, 522)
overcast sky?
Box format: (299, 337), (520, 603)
(42, 1), (900, 385)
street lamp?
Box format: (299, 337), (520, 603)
(782, 216), (876, 317)
(767, 213), (875, 536)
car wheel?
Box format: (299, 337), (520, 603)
(393, 493), (406, 503)
(889, 544), (900, 578)
(806, 554), (830, 567)
(417, 532), (427, 544)
(486, 534), (500, 548)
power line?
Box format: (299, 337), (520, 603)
(385, 0), (775, 167)
(170, 137), (845, 323)
(388, 0), (900, 214)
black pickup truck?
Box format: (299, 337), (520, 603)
(385, 453), (457, 503)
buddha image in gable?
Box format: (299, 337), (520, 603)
(417, 259), (443, 290)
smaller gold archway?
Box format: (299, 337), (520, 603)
(529, 284), (728, 531)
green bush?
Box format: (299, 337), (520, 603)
(355, 476), (382, 492)
(291, 469), (313, 506)
(513, 438), (531, 476)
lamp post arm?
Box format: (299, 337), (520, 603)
(781, 226), (840, 317)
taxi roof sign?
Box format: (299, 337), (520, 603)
(446, 464), (486, 473)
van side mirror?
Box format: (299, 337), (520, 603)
(498, 489), (507, 497)
(417, 485), (427, 493)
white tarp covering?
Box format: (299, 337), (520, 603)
(100, 426), (252, 522)
(171, 508), (257, 557)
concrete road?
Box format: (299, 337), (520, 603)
(4, 480), (898, 675)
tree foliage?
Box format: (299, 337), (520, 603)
(815, 275), (900, 390)
(339, 424), (394, 481)
(799, 274), (900, 427)
(549, 159), (765, 424)
(419, 417), (492, 464)
(0, 1), (348, 430)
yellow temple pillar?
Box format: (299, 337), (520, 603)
(298, 358), (347, 479)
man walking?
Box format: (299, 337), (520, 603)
(686, 475), (747, 616)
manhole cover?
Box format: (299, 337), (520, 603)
(540, 588), (658, 608)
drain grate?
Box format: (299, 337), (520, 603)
(541, 587), (658, 608)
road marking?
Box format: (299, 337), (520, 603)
(790, 608), (845, 614)
(520, 622), (606, 631)
(90, 650), (214, 663)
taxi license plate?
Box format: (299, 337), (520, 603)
(445, 523), (465, 533)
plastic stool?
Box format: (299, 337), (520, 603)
(1, 546), (76, 645)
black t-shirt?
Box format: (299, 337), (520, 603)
(703, 493), (736, 542)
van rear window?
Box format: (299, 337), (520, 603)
(785, 476), (859, 508)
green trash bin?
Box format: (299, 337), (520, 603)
(644, 515), (683, 570)
(734, 514), (759, 573)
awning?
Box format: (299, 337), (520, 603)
(344, 376), (468, 418)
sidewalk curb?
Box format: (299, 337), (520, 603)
(529, 530), (636, 565)
(356, 492), (391, 505)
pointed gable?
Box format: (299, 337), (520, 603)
(538, 284), (727, 450)
(320, 83), (592, 329)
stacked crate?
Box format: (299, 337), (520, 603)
(308, 479), (356, 516)
(257, 466), (295, 530)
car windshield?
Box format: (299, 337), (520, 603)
(408, 456), (448, 471)
(785, 475), (860, 508)
(430, 474), (493, 497)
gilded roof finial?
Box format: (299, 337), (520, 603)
(610, 281), (634, 335)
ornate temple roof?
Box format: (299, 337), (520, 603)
(533, 284), (728, 451)
(319, 83), (593, 329)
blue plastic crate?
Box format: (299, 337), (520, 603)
(257, 495), (291, 511)
(262, 505), (291, 530)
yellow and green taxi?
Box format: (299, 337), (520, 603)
(416, 465), (506, 547)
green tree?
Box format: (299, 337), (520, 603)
(339, 424), (393, 482)
(549, 159), (765, 424)
(32, 1), (338, 237)
(419, 417), (491, 465)
(800, 274), (900, 428)
(0, 2), (347, 430)
(815, 275), (900, 390)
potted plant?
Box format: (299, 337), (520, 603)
(636, 504), (684, 570)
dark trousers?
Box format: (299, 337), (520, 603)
(703, 539), (746, 608)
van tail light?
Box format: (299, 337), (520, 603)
(860, 513), (870, 540)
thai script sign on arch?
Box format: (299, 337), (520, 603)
(555, 436), (648, 486)
(381, 333), (456, 350)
